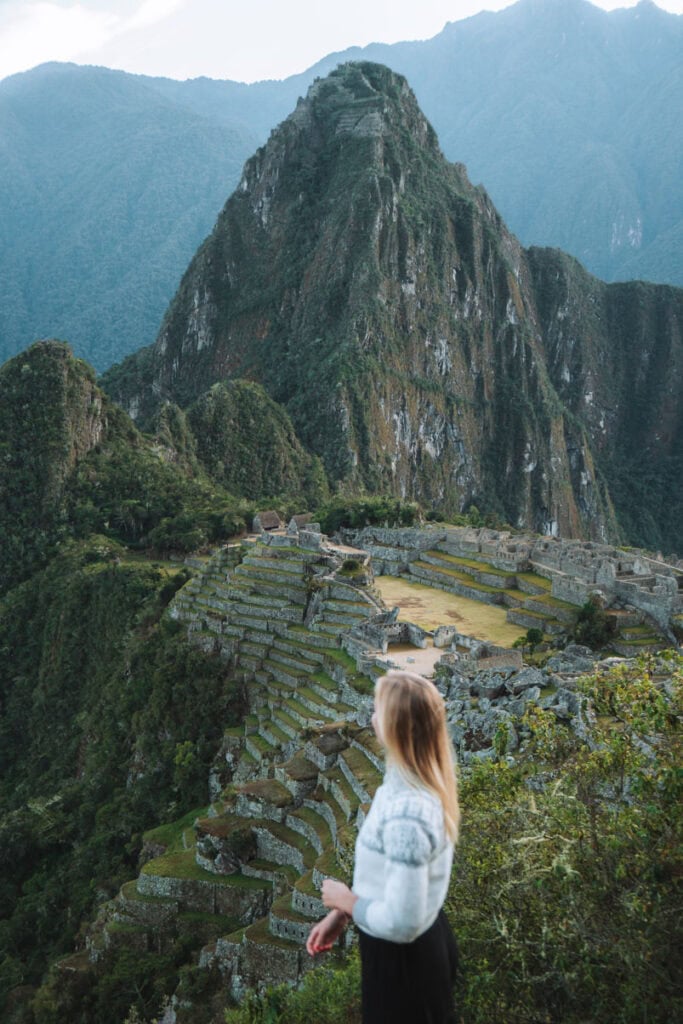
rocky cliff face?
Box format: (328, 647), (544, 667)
(103, 62), (683, 553)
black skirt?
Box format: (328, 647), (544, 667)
(357, 909), (459, 1024)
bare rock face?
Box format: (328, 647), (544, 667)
(103, 62), (683, 552)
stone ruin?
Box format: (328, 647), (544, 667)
(341, 524), (683, 641)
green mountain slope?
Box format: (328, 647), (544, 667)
(0, 341), (320, 592)
(0, 539), (244, 1018)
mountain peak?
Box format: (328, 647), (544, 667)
(248, 61), (439, 173)
(102, 60), (683, 550)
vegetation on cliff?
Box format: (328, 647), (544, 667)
(186, 381), (329, 506)
(0, 342), (330, 593)
(0, 340), (335, 1022)
(0, 538), (244, 1020)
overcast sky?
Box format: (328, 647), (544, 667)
(1, 0), (681, 84)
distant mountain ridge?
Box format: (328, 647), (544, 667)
(103, 62), (683, 555)
(1, 0), (682, 370)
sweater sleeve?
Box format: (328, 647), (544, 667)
(352, 813), (437, 943)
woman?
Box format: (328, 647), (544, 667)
(306, 670), (460, 1024)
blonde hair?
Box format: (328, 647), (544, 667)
(375, 670), (460, 842)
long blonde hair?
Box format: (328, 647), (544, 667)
(375, 670), (460, 842)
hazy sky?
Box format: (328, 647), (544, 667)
(1, 0), (681, 84)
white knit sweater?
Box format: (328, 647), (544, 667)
(351, 763), (454, 944)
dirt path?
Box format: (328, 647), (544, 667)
(378, 641), (444, 677)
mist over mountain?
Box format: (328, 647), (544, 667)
(1, 0), (681, 371)
(103, 61), (683, 555)
(0, 63), (257, 370)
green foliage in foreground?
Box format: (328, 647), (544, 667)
(226, 655), (682, 1024)
(0, 539), (244, 1017)
(225, 951), (361, 1024)
(451, 656), (682, 1023)
(512, 627), (545, 656)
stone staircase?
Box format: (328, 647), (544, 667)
(97, 679), (382, 1001)
(204, 712), (383, 994)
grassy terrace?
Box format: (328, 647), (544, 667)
(412, 560), (502, 594)
(141, 849), (268, 886)
(294, 870), (320, 898)
(120, 880), (175, 904)
(245, 914), (301, 949)
(375, 576), (524, 646)
(427, 550), (513, 577)
(622, 624), (661, 637)
(323, 647), (358, 673)
(237, 779), (293, 807)
(142, 805), (208, 854)
(255, 821), (318, 869)
(527, 593), (578, 611)
(245, 859), (300, 886)
(289, 805), (333, 847)
(517, 572), (553, 591)
(618, 636), (663, 647)
(340, 746), (382, 795)
(177, 911), (241, 932)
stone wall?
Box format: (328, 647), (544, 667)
(614, 576), (680, 633)
(338, 525), (445, 574)
(137, 871), (270, 919)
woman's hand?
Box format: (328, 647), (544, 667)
(306, 909), (348, 956)
(321, 878), (358, 918)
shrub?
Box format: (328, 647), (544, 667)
(450, 653), (683, 1023)
(572, 596), (616, 649)
(224, 949), (361, 1024)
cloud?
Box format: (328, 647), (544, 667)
(0, 0), (187, 80)
(0, 3), (116, 76)
(125, 0), (186, 31)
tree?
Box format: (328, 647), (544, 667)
(512, 627), (544, 657)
